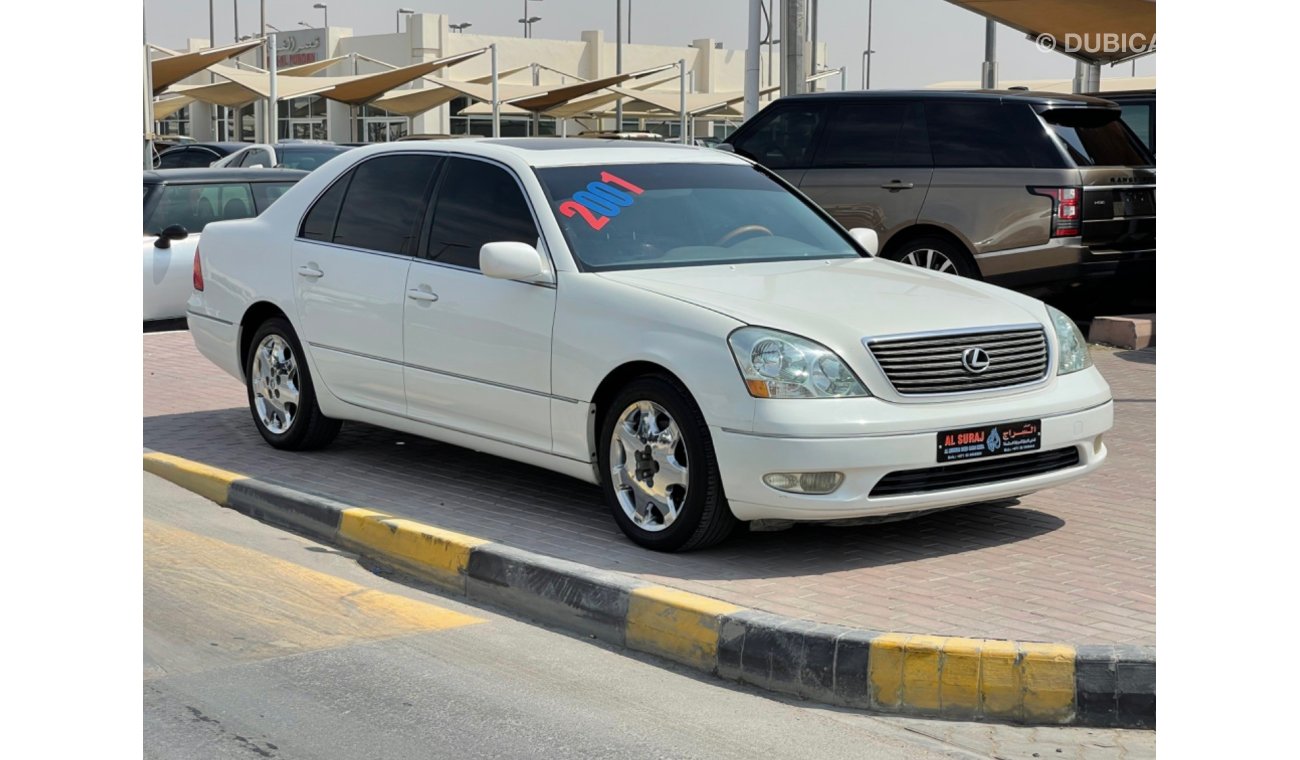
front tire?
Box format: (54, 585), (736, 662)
(598, 376), (737, 552)
(245, 317), (341, 450)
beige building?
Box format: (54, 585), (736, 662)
(159, 12), (826, 144)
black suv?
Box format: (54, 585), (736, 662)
(724, 90), (1155, 292)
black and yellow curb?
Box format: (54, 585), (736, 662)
(144, 451), (1155, 728)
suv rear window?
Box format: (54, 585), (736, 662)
(1041, 108), (1153, 167)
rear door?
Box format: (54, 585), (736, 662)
(290, 154), (442, 415)
(796, 100), (933, 242)
(726, 101), (829, 187)
(402, 156), (557, 452)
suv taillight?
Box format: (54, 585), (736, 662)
(1029, 187), (1082, 237)
(193, 246), (204, 291)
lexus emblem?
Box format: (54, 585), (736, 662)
(961, 347), (991, 374)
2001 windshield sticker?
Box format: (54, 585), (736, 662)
(557, 171), (644, 230)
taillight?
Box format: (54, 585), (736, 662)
(1029, 187), (1082, 237)
(193, 246), (204, 291)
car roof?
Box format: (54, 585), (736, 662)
(337, 137), (749, 169)
(143, 168), (310, 184)
(276, 144), (350, 152)
(777, 89), (1119, 108)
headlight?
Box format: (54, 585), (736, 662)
(728, 327), (869, 398)
(1047, 305), (1092, 375)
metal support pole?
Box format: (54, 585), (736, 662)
(267, 34), (277, 142)
(679, 58), (687, 143)
(839, 66), (845, 90)
(766, 0), (774, 97)
(615, 0), (623, 129)
(532, 63), (541, 136)
(1072, 60), (1100, 93)
(781, 0), (807, 97)
(865, 0), (873, 89)
(144, 11), (154, 169)
(981, 19), (998, 89)
(233, 0), (239, 42)
(351, 53), (359, 142)
(491, 43), (500, 137)
(743, 0), (761, 119)
(809, 0), (817, 92)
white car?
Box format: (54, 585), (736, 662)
(187, 139), (1113, 552)
(210, 142), (353, 172)
(144, 169), (306, 322)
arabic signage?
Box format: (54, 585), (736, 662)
(276, 30), (324, 67)
(936, 419), (1042, 463)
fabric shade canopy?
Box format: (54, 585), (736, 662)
(943, 0), (1156, 65)
(150, 40), (263, 95)
(280, 56), (349, 77)
(369, 64), (533, 117)
(435, 63), (679, 117)
(153, 95), (194, 121)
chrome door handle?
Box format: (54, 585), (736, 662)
(407, 289), (439, 302)
(880, 180), (915, 190)
(296, 265), (324, 278)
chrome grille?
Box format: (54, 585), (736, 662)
(866, 326), (1049, 395)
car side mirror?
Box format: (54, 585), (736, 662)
(154, 224), (189, 249)
(849, 227), (879, 256)
(248, 163), (265, 169)
(480, 241), (551, 283)
(714, 143), (736, 153)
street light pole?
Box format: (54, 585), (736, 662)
(865, 0), (873, 89)
(490, 43), (500, 137)
(397, 8), (413, 33)
(615, 0), (623, 129)
(313, 3), (328, 28)
(233, 0), (239, 42)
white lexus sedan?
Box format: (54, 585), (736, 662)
(187, 139), (1112, 552)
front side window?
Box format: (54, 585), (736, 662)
(157, 147), (219, 169)
(730, 105), (826, 169)
(425, 158), (538, 270)
(144, 183), (256, 235)
(814, 102), (931, 168)
(537, 163), (859, 272)
(276, 146), (349, 171)
(331, 155), (441, 255)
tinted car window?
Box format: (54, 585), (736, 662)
(251, 182), (298, 213)
(332, 155), (441, 255)
(425, 158), (538, 270)
(276, 146), (350, 171)
(1117, 104), (1153, 153)
(1042, 108), (1153, 166)
(145, 182), (257, 235)
(157, 147), (220, 169)
(925, 101), (1064, 168)
(299, 173), (350, 241)
(813, 102), (930, 167)
(730, 104), (826, 169)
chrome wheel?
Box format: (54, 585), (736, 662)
(899, 247), (957, 274)
(250, 334), (300, 434)
(609, 400), (689, 533)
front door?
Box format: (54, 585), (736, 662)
(796, 101), (933, 242)
(403, 156), (556, 453)
(290, 153), (442, 415)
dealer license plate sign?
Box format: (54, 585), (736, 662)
(936, 420), (1041, 463)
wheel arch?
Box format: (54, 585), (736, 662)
(238, 301), (291, 380)
(587, 360), (695, 465)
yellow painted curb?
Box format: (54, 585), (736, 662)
(869, 633), (1077, 723)
(143, 452), (246, 506)
(337, 507), (490, 591)
(626, 586), (742, 671)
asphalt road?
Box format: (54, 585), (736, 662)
(143, 473), (1154, 760)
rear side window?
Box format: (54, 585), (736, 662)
(251, 182), (298, 213)
(425, 158), (538, 271)
(730, 104), (826, 169)
(330, 155), (442, 255)
(144, 182), (255, 235)
(813, 102), (930, 167)
(1042, 108), (1153, 166)
(299, 174), (349, 241)
(926, 101), (1064, 168)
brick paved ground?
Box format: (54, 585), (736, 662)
(144, 332), (1155, 646)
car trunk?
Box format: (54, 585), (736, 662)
(1041, 107), (1156, 254)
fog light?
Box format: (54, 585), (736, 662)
(1093, 435), (1104, 455)
(762, 471), (844, 495)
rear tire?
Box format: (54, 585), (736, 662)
(598, 375), (737, 552)
(885, 235), (979, 278)
(245, 317), (341, 451)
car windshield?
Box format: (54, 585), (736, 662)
(536, 162), (860, 271)
(276, 146), (349, 171)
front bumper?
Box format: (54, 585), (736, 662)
(712, 395), (1113, 523)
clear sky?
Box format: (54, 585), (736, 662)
(146, 0), (1155, 89)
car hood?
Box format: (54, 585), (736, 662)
(596, 257), (1050, 352)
